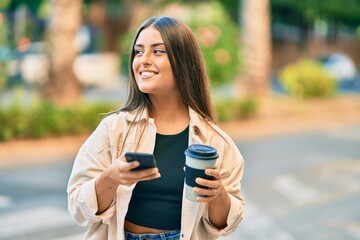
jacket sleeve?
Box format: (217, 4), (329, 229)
(202, 139), (245, 238)
(67, 118), (117, 227)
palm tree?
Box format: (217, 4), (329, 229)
(43, 0), (83, 105)
(238, 0), (272, 96)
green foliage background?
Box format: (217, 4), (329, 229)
(271, 0), (360, 27)
(120, 2), (241, 87)
(182, 2), (241, 86)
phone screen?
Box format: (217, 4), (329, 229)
(125, 152), (157, 171)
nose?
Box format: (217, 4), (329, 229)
(140, 51), (152, 66)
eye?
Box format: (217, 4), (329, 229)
(134, 49), (143, 56)
(154, 49), (166, 55)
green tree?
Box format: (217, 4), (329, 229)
(1, 0), (45, 47)
(271, 0), (360, 41)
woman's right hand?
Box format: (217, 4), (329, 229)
(95, 156), (160, 214)
(103, 155), (161, 187)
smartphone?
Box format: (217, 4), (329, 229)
(125, 152), (157, 171)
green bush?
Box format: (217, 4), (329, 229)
(0, 96), (258, 141)
(215, 97), (258, 122)
(279, 59), (337, 98)
(0, 100), (117, 142)
(184, 2), (241, 86)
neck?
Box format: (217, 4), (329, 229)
(149, 95), (190, 135)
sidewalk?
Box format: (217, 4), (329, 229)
(1, 95), (359, 168)
(221, 95), (360, 139)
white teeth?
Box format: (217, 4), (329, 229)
(141, 71), (156, 76)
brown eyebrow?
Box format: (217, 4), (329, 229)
(134, 43), (165, 48)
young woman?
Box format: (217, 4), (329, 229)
(67, 16), (245, 240)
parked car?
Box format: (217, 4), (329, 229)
(18, 41), (49, 84)
(317, 52), (357, 82)
(7, 41), (121, 88)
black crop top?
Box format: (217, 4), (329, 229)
(125, 126), (189, 230)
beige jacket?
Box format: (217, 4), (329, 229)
(67, 107), (245, 240)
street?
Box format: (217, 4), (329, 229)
(226, 124), (360, 240)
(0, 125), (359, 240)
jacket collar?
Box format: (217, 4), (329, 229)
(124, 108), (149, 122)
(188, 108), (208, 143)
(124, 106), (209, 143)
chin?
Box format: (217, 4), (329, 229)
(138, 86), (153, 94)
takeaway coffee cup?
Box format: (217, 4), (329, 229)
(184, 144), (219, 201)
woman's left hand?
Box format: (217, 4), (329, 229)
(194, 168), (226, 203)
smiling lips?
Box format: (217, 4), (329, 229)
(140, 70), (158, 78)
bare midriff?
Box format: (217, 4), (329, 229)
(124, 220), (168, 234)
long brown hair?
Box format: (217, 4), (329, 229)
(120, 16), (215, 122)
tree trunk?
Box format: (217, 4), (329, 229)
(43, 0), (83, 105)
(237, 0), (272, 96)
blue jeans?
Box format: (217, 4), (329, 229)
(125, 229), (180, 240)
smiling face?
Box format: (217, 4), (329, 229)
(132, 26), (176, 97)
